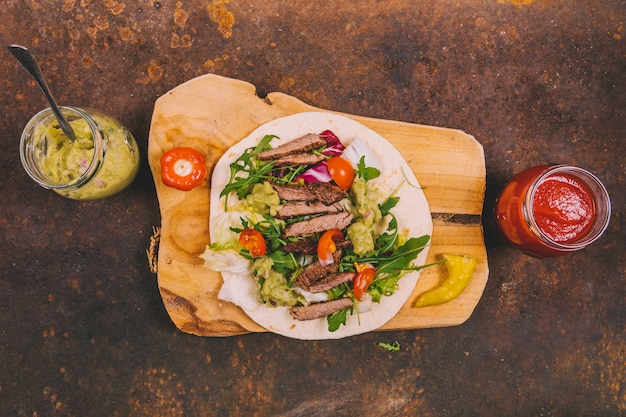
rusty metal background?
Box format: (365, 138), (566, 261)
(0, 1), (624, 416)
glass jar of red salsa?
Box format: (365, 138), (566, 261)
(495, 165), (611, 257)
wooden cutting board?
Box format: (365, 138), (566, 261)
(147, 74), (489, 337)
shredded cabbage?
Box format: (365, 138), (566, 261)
(341, 137), (382, 171)
(200, 247), (251, 274)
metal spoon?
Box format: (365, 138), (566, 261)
(8, 44), (76, 141)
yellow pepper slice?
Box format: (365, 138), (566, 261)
(414, 254), (476, 307)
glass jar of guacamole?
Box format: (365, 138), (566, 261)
(20, 106), (140, 200)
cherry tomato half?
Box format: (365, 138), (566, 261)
(327, 157), (355, 190)
(353, 265), (376, 301)
(238, 229), (267, 257)
(317, 229), (344, 266)
(160, 147), (207, 191)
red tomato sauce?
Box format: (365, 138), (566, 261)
(495, 165), (609, 258)
(532, 173), (595, 243)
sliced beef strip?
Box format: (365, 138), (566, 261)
(271, 153), (326, 167)
(284, 211), (353, 238)
(306, 272), (356, 293)
(281, 239), (318, 254)
(293, 250), (343, 289)
(281, 238), (352, 254)
(272, 183), (313, 202)
(290, 297), (354, 321)
(257, 134), (326, 161)
(335, 239), (353, 251)
(307, 182), (347, 205)
(272, 182), (346, 205)
(276, 201), (344, 219)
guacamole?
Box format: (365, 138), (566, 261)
(30, 108), (140, 200)
(254, 257), (303, 307)
(245, 181), (282, 216)
(346, 177), (382, 255)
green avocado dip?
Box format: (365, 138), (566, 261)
(245, 181), (282, 216)
(28, 107), (140, 200)
(347, 177), (382, 255)
(254, 257), (304, 307)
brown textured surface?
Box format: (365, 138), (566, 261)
(0, 1), (624, 416)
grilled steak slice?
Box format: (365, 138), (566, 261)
(281, 239), (318, 254)
(271, 153), (326, 167)
(282, 238), (352, 254)
(258, 134), (326, 161)
(273, 183), (314, 202)
(291, 298), (354, 321)
(307, 272), (356, 293)
(273, 182), (346, 205)
(284, 211), (353, 237)
(293, 250), (342, 289)
(276, 201), (344, 219)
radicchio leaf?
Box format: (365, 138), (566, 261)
(296, 161), (331, 183)
(319, 130), (345, 156)
(296, 130), (345, 183)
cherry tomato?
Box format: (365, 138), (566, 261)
(353, 265), (376, 301)
(327, 156), (355, 190)
(161, 147), (207, 191)
(238, 229), (267, 257)
(317, 229), (343, 266)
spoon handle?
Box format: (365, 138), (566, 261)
(8, 44), (76, 141)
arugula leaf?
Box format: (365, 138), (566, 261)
(220, 135), (276, 205)
(282, 163), (310, 183)
(374, 214), (399, 255)
(365, 235), (430, 302)
(324, 282), (351, 301)
(376, 235), (430, 276)
(356, 156), (381, 182)
(254, 214), (286, 252)
(349, 234), (428, 270)
(327, 307), (349, 332)
(378, 341), (401, 352)
(379, 196), (399, 216)
(369, 260), (439, 302)
(269, 250), (299, 276)
(224, 162), (274, 201)
(368, 269), (408, 302)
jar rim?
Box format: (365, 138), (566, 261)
(524, 165), (611, 251)
(19, 106), (105, 190)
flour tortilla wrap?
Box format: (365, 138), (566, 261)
(209, 112), (432, 339)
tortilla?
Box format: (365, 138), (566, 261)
(207, 112), (432, 339)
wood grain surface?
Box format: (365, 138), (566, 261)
(147, 74), (489, 337)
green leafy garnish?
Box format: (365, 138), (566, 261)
(327, 307), (349, 332)
(346, 235), (429, 273)
(355, 155), (381, 182)
(379, 196), (399, 216)
(255, 214), (286, 252)
(376, 235), (430, 276)
(374, 214), (399, 254)
(221, 135), (276, 208)
(269, 250), (299, 276)
(368, 235), (431, 302)
(378, 341), (401, 352)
